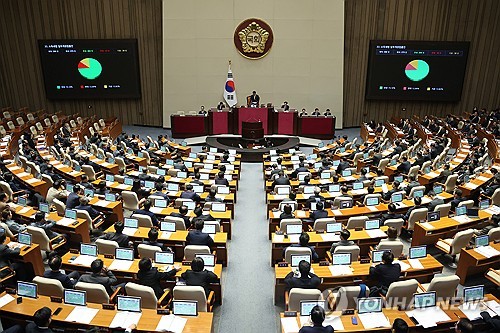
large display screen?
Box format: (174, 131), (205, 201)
(365, 40), (469, 101)
(38, 39), (141, 99)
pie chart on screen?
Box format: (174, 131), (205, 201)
(405, 60), (429, 81)
(78, 58), (102, 80)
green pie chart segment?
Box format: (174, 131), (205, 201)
(405, 60), (429, 82)
(78, 58), (102, 80)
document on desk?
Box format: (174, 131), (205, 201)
(57, 218), (75, 226)
(366, 229), (387, 238)
(477, 176), (490, 182)
(320, 233), (340, 242)
(485, 300), (500, 316)
(331, 209), (343, 216)
(26, 178), (40, 184)
(485, 205), (500, 215)
(95, 200), (109, 207)
(159, 232), (171, 240)
(408, 258), (424, 269)
(459, 302), (496, 320)
(323, 315), (344, 331)
(274, 235), (285, 243)
(18, 207), (31, 214)
(289, 235), (300, 243)
(366, 206), (379, 212)
(108, 259), (133, 271)
(110, 311), (142, 329)
(295, 211), (307, 218)
(72, 255), (97, 267)
(329, 265), (353, 276)
(381, 184), (389, 193)
(452, 215), (471, 224)
(273, 195), (287, 200)
(65, 306), (99, 324)
(427, 171), (440, 178)
(358, 312), (390, 329)
(420, 197), (431, 205)
(117, 184), (129, 190)
(474, 246), (500, 258)
(406, 306), (451, 328)
(149, 207), (164, 214)
(343, 176), (356, 181)
(281, 317), (300, 333)
(122, 227), (137, 236)
(155, 314), (187, 333)
(0, 294), (14, 308)
(350, 189), (365, 196)
(393, 260), (410, 272)
(419, 222), (435, 230)
(16, 172), (30, 178)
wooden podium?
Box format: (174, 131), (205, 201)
(242, 121), (264, 140)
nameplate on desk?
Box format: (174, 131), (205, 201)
(182, 261), (191, 266)
(319, 261), (330, 266)
(5, 288), (16, 295)
(50, 296), (62, 303)
(104, 254), (114, 259)
(341, 309), (354, 315)
(70, 249), (79, 254)
(157, 309), (170, 315)
(102, 303), (115, 310)
(278, 262), (289, 267)
(354, 227), (363, 231)
(284, 311), (297, 317)
(360, 258), (370, 264)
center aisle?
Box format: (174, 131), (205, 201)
(216, 162), (278, 332)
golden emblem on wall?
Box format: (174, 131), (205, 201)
(234, 18), (273, 59)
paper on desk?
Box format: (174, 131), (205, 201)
(406, 307), (451, 328)
(169, 177), (181, 182)
(427, 172), (440, 178)
(159, 232), (171, 240)
(393, 260), (411, 272)
(366, 229), (387, 238)
(72, 255), (97, 267)
(95, 200), (109, 207)
(474, 246), (500, 258)
(26, 178), (39, 184)
(108, 259), (133, 271)
(366, 206), (379, 212)
(274, 235), (285, 243)
(329, 265), (353, 276)
(419, 222), (435, 230)
(452, 215), (471, 224)
(150, 207), (164, 214)
(323, 315), (345, 331)
(289, 235), (300, 243)
(343, 176), (356, 181)
(459, 302), (496, 320)
(295, 211), (307, 218)
(477, 176), (490, 182)
(281, 317), (300, 333)
(0, 294), (14, 308)
(273, 195), (287, 200)
(110, 311), (142, 329)
(57, 218), (75, 226)
(350, 189), (365, 196)
(485, 205), (500, 215)
(122, 227), (137, 236)
(117, 184), (130, 190)
(358, 312), (390, 329)
(381, 184), (389, 193)
(331, 209), (343, 216)
(485, 300), (500, 316)
(320, 233), (341, 242)
(18, 207), (31, 214)
(420, 197), (431, 205)
(408, 258), (424, 269)
(9, 166), (20, 171)
(65, 306), (99, 324)
(319, 179), (331, 184)
(155, 314), (187, 333)
(16, 172), (30, 177)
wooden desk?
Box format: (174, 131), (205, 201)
(274, 255), (443, 304)
(271, 229), (388, 265)
(89, 197), (124, 222)
(0, 293), (213, 333)
(104, 226), (229, 266)
(6, 240), (44, 276)
(6, 164), (49, 197)
(411, 209), (493, 246)
(456, 241), (500, 284)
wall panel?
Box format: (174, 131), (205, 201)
(344, 0), (500, 127)
(0, 0), (162, 126)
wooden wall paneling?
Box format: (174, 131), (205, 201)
(0, 0), (162, 126)
(343, 0), (500, 128)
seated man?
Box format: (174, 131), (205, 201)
(180, 184), (201, 203)
(214, 172), (229, 186)
(151, 183), (169, 201)
(44, 255), (79, 289)
(450, 189), (465, 212)
(181, 257), (220, 296)
(397, 157), (411, 174)
(376, 227), (403, 249)
(280, 204), (294, 220)
(369, 251), (401, 296)
(78, 259), (119, 296)
(299, 305), (334, 333)
(30, 212), (62, 241)
(142, 228), (173, 252)
(403, 197), (423, 222)
(133, 199), (159, 227)
(284, 260), (321, 290)
(1, 209), (26, 234)
(380, 203), (404, 226)
(330, 229), (355, 253)
(205, 189), (222, 203)
(186, 219), (215, 248)
(98, 221), (131, 248)
(75, 196), (102, 220)
(25, 307), (54, 333)
(192, 207), (216, 222)
(383, 180), (401, 201)
(392, 318), (409, 333)
(137, 257), (180, 299)
(79, 174), (95, 190)
(404, 175), (421, 195)
(283, 232), (319, 261)
(306, 187), (326, 209)
(66, 184), (83, 210)
(272, 171), (290, 187)
(427, 190), (444, 212)
(170, 205), (191, 229)
(309, 201), (328, 221)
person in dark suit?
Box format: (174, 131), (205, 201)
(247, 90), (260, 107)
(283, 232), (319, 261)
(330, 229), (355, 253)
(336, 157), (350, 174)
(43, 255), (79, 289)
(151, 183), (170, 201)
(0, 228), (33, 281)
(192, 207), (216, 223)
(454, 318), (474, 333)
(98, 222), (131, 248)
(299, 306), (334, 333)
(214, 171), (229, 186)
(137, 257), (180, 299)
(427, 191), (444, 212)
(75, 196), (102, 220)
(180, 184), (201, 203)
(133, 199), (159, 227)
(380, 203), (405, 226)
(79, 175), (94, 190)
(474, 214), (500, 237)
(280, 204), (295, 220)
(482, 179), (500, 197)
(480, 311), (500, 333)
(181, 257), (219, 296)
(78, 259), (119, 296)
(383, 181), (401, 201)
(412, 152), (425, 167)
(369, 251), (401, 296)
(392, 318), (409, 333)
(170, 205), (191, 229)
(306, 187), (326, 208)
(65, 184), (83, 209)
(397, 157), (411, 174)
(24, 307), (54, 333)
(439, 164), (452, 182)
(284, 260), (321, 290)
(291, 163), (309, 179)
(273, 171), (290, 187)
(281, 101), (290, 111)
(450, 189), (465, 212)
(311, 108), (321, 116)
(30, 212), (62, 241)
(198, 105), (207, 115)
(403, 197), (423, 222)
(186, 219), (215, 248)
(142, 228), (173, 252)
(309, 202), (328, 221)
(205, 189), (222, 203)
(404, 175), (421, 196)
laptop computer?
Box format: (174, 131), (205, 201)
(427, 211), (440, 222)
(391, 193), (403, 203)
(466, 208), (479, 218)
(303, 186), (315, 195)
(366, 197), (380, 207)
(115, 248), (134, 261)
(413, 291), (436, 309)
(105, 193), (116, 202)
(172, 301), (198, 316)
(156, 168), (166, 176)
(475, 235), (489, 247)
(433, 185), (443, 195)
(372, 250), (390, 263)
(276, 187), (290, 195)
(291, 254), (311, 267)
(352, 182), (363, 190)
(154, 251), (174, 265)
(202, 223), (217, 235)
(286, 224), (302, 235)
(409, 246), (427, 259)
(365, 219), (380, 230)
(105, 174), (114, 182)
(192, 185), (204, 193)
(413, 189), (424, 199)
(155, 199), (168, 208)
(479, 199), (490, 209)
(124, 218), (139, 229)
(394, 176), (404, 183)
(64, 289), (86, 306)
(195, 253), (215, 267)
(456, 206), (467, 216)
(300, 300), (326, 317)
(357, 297), (383, 314)
(331, 253), (352, 265)
(18, 232), (32, 246)
(326, 223), (342, 233)
(321, 172), (330, 179)
(374, 179), (385, 187)
(217, 186), (230, 195)
(211, 202), (226, 212)
(17, 197), (27, 207)
(463, 285), (484, 303)
(17, 281), (37, 299)
(329, 184), (340, 193)
(144, 180), (155, 189)
(160, 221), (176, 232)
(65, 209), (77, 220)
(184, 201), (196, 210)
(117, 295), (142, 312)
(342, 170), (352, 177)
(84, 188), (94, 197)
(167, 183), (179, 192)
